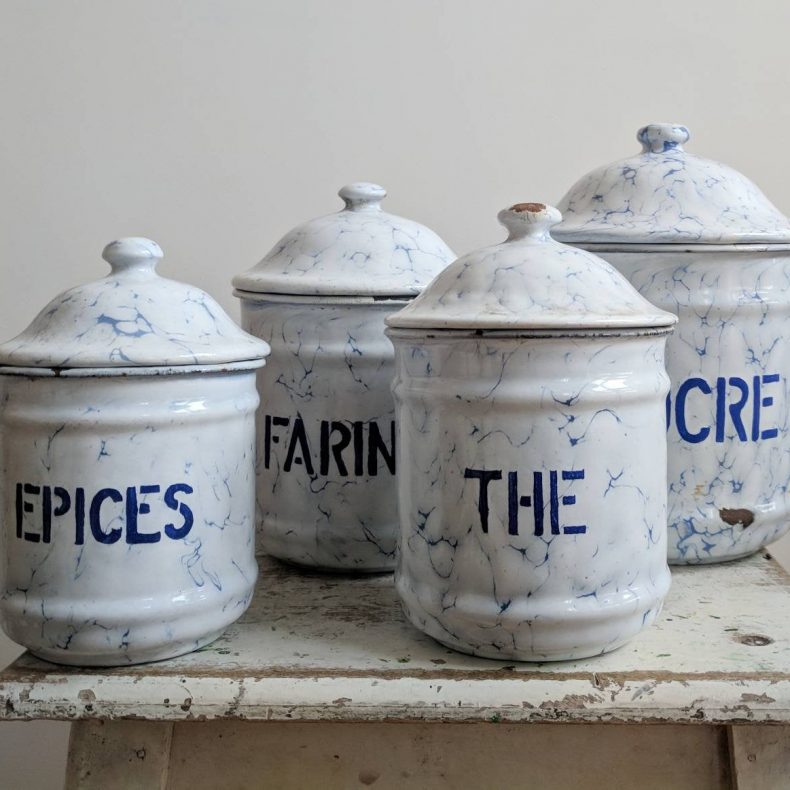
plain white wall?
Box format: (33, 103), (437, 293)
(3, 1), (790, 786)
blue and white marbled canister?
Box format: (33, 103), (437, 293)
(387, 203), (676, 660)
(0, 238), (269, 665)
(556, 123), (790, 563)
(237, 295), (407, 571)
(0, 367), (261, 665)
(234, 183), (454, 572)
(595, 248), (790, 563)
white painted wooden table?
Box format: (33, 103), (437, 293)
(1, 553), (789, 789)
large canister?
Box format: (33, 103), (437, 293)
(555, 123), (790, 564)
(386, 203), (677, 661)
(0, 238), (270, 665)
(233, 183), (454, 572)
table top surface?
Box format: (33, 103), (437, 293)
(1, 552), (789, 724)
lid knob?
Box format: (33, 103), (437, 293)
(339, 182), (387, 211)
(102, 237), (163, 275)
(498, 202), (562, 241)
(637, 123), (690, 153)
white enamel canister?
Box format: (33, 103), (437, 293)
(233, 183), (454, 572)
(555, 123), (790, 564)
(0, 239), (270, 666)
(386, 203), (677, 661)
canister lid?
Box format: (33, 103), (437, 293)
(386, 203), (677, 331)
(554, 123), (790, 245)
(232, 183), (455, 297)
(0, 238), (270, 370)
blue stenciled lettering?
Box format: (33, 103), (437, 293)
(264, 414), (396, 478)
(670, 373), (781, 444)
(465, 467), (587, 536)
(90, 488), (123, 544)
(126, 485), (162, 544)
(14, 482), (195, 545)
(675, 378), (711, 443)
(164, 483), (194, 540)
(463, 468), (501, 533)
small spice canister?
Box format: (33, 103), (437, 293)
(386, 203), (677, 661)
(0, 238), (270, 665)
(233, 183), (454, 571)
(556, 123), (790, 564)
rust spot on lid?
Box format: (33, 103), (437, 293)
(719, 508), (754, 527)
(510, 202), (546, 214)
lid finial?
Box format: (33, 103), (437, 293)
(637, 123), (690, 153)
(498, 202), (562, 241)
(102, 237), (163, 275)
(338, 182), (387, 211)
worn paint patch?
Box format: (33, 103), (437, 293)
(719, 508), (755, 528)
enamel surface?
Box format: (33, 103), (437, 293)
(555, 122), (790, 563)
(234, 184), (454, 571)
(390, 203), (674, 331)
(0, 237), (269, 369)
(389, 330), (672, 661)
(0, 238), (269, 665)
(387, 204), (673, 660)
(555, 123), (790, 245)
(602, 248), (790, 563)
(240, 297), (403, 571)
(233, 183), (455, 297)
(0, 369), (260, 665)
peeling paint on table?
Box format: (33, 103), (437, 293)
(1, 552), (789, 724)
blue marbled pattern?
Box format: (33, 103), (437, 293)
(0, 367), (261, 666)
(0, 238), (269, 369)
(555, 124), (790, 563)
(0, 238), (269, 665)
(241, 296), (405, 571)
(233, 183), (454, 298)
(603, 248), (790, 563)
(387, 203), (675, 660)
(234, 184), (455, 571)
(554, 124), (790, 245)
(388, 331), (672, 661)
(391, 203), (674, 331)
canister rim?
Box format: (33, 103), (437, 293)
(0, 358), (266, 378)
(385, 325), (676, 340)
(232, 288), (414, 304)
(561, 242), (790, 254)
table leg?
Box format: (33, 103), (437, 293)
(728, 724), (790, 790)
(65, 719), (174, 790)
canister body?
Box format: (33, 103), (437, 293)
(0, 366), (259, 666)
(238, 295), (405, 571)
(601, 248), (790, 564)
(389, 329), (672, 661)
